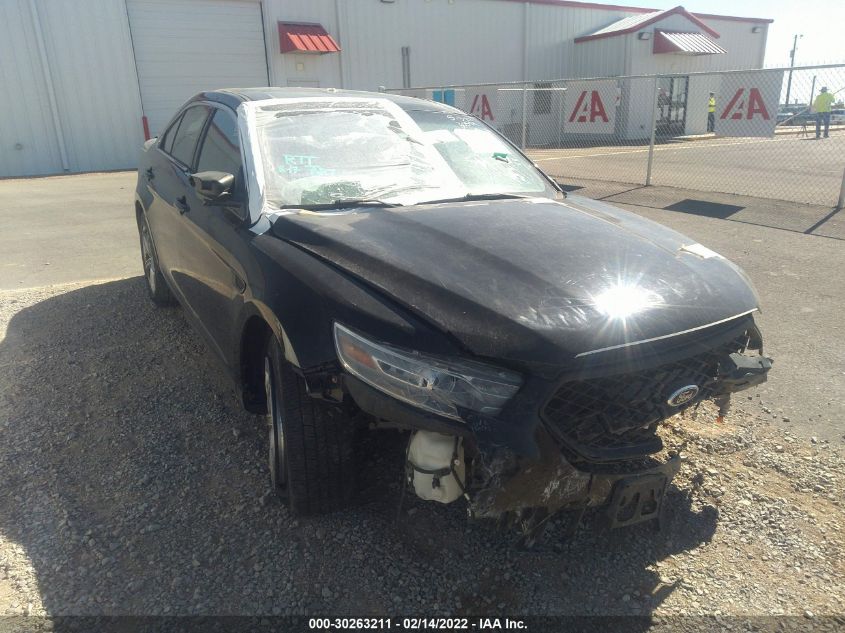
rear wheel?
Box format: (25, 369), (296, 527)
(138, 212), (174, 305)
(264, 337), (355, 515)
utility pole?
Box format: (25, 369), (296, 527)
(809, 75), (817, 111)
(784, 33), (802, 106)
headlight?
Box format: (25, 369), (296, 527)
(334, 323), (522, 421)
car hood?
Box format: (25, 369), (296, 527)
(269, 195), (759, 366)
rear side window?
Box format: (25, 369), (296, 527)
(196, 109), (242, 185)
(168, 105), (211, 167)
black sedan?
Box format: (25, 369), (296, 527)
(134, 88), (771, 537)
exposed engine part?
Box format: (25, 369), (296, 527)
(406, 431), (465, 504)
(468, 426), (681, 537)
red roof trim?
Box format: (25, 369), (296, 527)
(499, 0), (654, 12)
(694, 12), (773, 24)
(278, 21), (340, 54)
(574, 5), (720, 43)
(495, 0), (771, 25)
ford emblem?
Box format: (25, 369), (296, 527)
(667, 385), (700, 407)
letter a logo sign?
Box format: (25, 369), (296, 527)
(568, 91), (609, 123)
(720, 88), (771, 121)
(713, 72), (781, 137)
(469, 93), (495, 121)
(563, 80), (616, 133)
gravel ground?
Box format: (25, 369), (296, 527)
(1, 277), (844, 621)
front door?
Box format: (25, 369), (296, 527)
(145, 104), (212, 292)
(175, 106), (250, 363)
(656, 76), (689, 138)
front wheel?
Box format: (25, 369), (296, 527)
(264, 337), (355, 515)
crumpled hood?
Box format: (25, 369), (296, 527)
(269, 195), (758, 365)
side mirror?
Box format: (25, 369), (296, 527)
(190, 171), (235, 203)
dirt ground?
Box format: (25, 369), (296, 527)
(0, 173), (844, 626)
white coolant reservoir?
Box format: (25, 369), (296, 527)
(407, 431), (465, 504)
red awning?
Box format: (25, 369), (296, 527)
(653, 30), (726, 55)
(278, 22), (340, 54)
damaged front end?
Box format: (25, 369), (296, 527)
(401, 319), (772, 541)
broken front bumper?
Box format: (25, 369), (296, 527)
(468, 425), (681, 529)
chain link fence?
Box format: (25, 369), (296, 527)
(388, 64), (845, 207)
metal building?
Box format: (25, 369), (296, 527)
(0, 0), (771, 177)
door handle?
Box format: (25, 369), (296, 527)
(176, 196), (190, 215)
(145, 167), (154, 182)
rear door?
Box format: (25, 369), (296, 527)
(175, 106), (251, 362)
(145, 104), (211, 291)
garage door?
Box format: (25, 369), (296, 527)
(127, 0), (269, 138)
(1, 0), (141, 177)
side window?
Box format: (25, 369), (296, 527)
(196, 109), (242, 186)
(169, 106), (211, 167)
(159, 113), (183, 154)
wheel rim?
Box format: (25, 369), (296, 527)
(140, 222), (156, 293)
(265, 357), (287, 490)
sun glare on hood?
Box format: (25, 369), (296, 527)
(594, 283), (663, 320)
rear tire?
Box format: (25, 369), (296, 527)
(138, 212), (174, 306)
(264, 336), (355, 515)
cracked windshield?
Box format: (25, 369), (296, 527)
(253, 100), (557, 207)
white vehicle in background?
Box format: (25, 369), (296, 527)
(830, 109), (845, 125)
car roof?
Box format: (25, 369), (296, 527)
(190, 87), (460, 114)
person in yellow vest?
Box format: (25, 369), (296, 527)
(814, 86), (835, 139)
(707, 92), (716, 133)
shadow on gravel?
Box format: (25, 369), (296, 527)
(0, 277), (717, 617)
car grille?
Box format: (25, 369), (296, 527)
(542, 333), (749, 462)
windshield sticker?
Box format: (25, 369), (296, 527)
(277, 155), (336, 177)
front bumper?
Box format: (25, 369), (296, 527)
(467, 424), (681, 526)
(340, 315), (770, 528)
(346, 373), (682, 525)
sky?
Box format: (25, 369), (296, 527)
(623, 0), (845, 67)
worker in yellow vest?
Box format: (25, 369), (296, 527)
(707, 92), (716, 133)
(814, 86), (835, 139)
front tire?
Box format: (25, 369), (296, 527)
(264, 337), (355, 515)
(138, 212), (174, 306)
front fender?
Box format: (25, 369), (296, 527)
(241, 230), (462, 374)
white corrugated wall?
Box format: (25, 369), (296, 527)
(0, 0), (67, 177)
(0, 0), (143, 176)
(340, 0), (525, 89)
(526, 2), (636, 80)
(38, 0), (145, 172)
(0, 0), (143, 178)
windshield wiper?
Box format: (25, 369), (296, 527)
(420, 193), (531, 205)
(278, 198), (402, 211)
